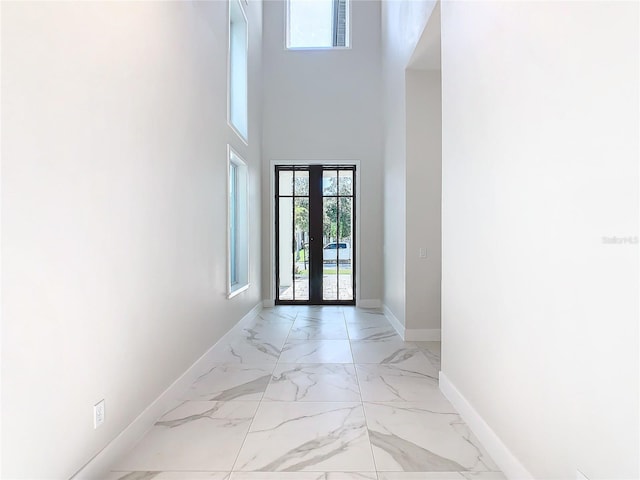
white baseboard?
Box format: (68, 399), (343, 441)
(72, 302), (263, 480)
(262, 299), (275, 308)
(439, 371), (534, 480)
(357, 299), (381, 308)
(383, 304), (405, 339)
(404, 328), (441, 341)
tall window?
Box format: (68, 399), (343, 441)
(286, 0), (349, 49)
(228, 148), (249, 297)
(229, 0), (248, 141)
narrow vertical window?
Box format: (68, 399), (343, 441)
(286, 0), (349, 49)
(229, 0), (248, 141)
(229, 162), (238, 286)
(228, 148), (249, 297)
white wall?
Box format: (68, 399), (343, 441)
(381, 0), (439, 330)
(261, 0), (383, 304)
(1, 1), (263, 477)
(441, 1), (639, 479)
(405, 68), (441, 333)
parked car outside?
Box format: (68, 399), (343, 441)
(323, 242), (351, 263)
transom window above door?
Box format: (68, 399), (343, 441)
(286, 0), (350, 49)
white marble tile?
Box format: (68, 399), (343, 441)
(264, 364), (360, 401)
(255, 309), (298, 323)
(458, 473), (506, 479)
(377, 474), (462, 480)
(115, 401), (259, 471)
(279, 340), (353, 363)
(238, 322), (292, 344)
(236, 311), (295, 344)
(347, 323), (398, 341)
(343, 309), (387, 323)
(414, 342), (441, 369)
(182, 364), (274, 401)
(230, 473), (377, 480)
(363, 403), (499, 473)
(350, 339), (430, 369)
(105, 473), (230, 480)
(356, 364), (444, 402)
(288, 318), (349, 340)
(296, 308), (345, 322)
(377, 473), (506, 480)
(208, 337), (283, 364)
(234, 402), (375, 472)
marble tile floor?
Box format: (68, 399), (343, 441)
(106, 306), (504, 480)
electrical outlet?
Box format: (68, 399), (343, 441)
(94, 399), (105, 429)
(418, 247), (427, 258)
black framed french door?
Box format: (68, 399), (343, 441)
(275, 165), (356, 305)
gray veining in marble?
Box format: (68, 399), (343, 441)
(239, 323), (292, 343)
(369, 429), (465, 471)
(105, 474), (231, 480)
(378, 473), (507, 480)
(279, 340), (353, 363)
(414, 341), (441, 369)
(296, 309), (346, 322)
(208, 337), (283, 364)
(288, 318), (349, 340)
(364, 402), (499, 473)
(356, 363), (441, 402)
(230, 473), (377, 480)
(255, 309), (298, 322)
(343, 309), (387, 323)
(183, 364), (273, 401)
(234, 402), (374, 472)
(115, 401), (259, 471)
(347, 323), (398, 341)
(264, 364), (360, 401)
(351, 338), (431, 369)
(106, 473), (160, 480)
(108, 306), (502, 479)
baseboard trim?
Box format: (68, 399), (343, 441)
(357, 299), (381, 308)
(404, 328), (441, 341)
(71, 301), (263, 480)
(439, 371), (534, 480)
(262, 299), (275, 308)
(383, 304), (405, 339)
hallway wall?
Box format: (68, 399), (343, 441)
(405, 68), (441, 334)
(380, 0), (436, 329)
(261, 0), (384, 305)
(1, 1), (263, 477)
(441, 1), (639, 478)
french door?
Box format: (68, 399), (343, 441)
(275, 165), (356, 305)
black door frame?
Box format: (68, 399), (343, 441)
(275, 164), (356, 306)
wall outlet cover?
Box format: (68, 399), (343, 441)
(94, 399), (105, 429)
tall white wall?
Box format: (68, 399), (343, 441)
(1, 1), (263, 477)
(405, 68), (441, 332)
(441, 1), (639, 479)
(381, 0), (435, 327)
(381, 0), (439, 330)
(261, 0), (383, 304)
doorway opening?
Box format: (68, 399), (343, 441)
(275, 165), (356, 305)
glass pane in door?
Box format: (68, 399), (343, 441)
(278, 196), (294, 300)
(337, 196), (353, 300)
(322, 170), (338, 195)
(323, 196), (338, 301)
(294, 197), (309, 300)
